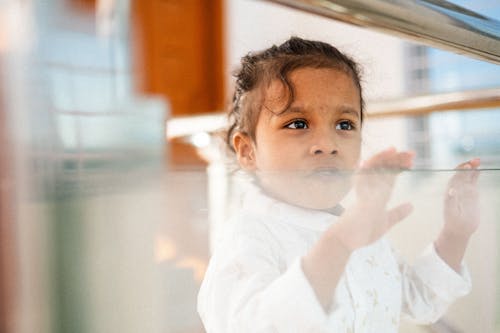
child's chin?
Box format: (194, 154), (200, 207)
(292, 191), (346, 210)
(271, 182), (350, 210)
(258, 174), (352, 209)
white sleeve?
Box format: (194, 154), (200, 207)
(197, 234), (349, 333)
(399, 244), (471, 324)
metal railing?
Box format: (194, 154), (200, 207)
(264, 0), (500, 64)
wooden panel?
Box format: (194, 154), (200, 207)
(131, 0), (225, 116)
(0, 60), (17, 333)
(131, 0), (225, 166)
(66, 0), (96, 13)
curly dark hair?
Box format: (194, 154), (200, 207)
(226, 36), (364, 152)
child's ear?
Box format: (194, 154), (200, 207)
(233, 132), (256, 171)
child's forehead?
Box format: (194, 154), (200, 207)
(260, 74), (360, 117)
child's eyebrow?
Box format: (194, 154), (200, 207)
(280, 106), (306, 116)
(280, 105), (360, 119)
(338, 107), (361, 119)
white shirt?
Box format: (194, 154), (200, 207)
(198, 184), (471, 333)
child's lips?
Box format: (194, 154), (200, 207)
(306, 167), (355, 179)
(308, 167), (341, 178)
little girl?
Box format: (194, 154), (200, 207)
(198, 37), (480, 332)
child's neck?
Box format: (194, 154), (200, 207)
(254, 180), (344, 216)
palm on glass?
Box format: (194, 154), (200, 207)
(334, 148), (414, 251)
(443, 158), (481, 238)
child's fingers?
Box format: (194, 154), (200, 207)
(377, 151), (412, 170)
(386, 203), (413, 229)
(395, 151), (415, 169)
(466, 158), (481, 169)
(446, 158), (481, 207)
(361, 147), (396, 169)
(468, 158), (481, 183)
(455, 158), (480, 171)
(361, 148), (414, 171)
(452, 158), (481, 183)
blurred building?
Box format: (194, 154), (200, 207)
(405, 1), (500, 168)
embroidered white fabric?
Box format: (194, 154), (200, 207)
(198, 184), (471, 333)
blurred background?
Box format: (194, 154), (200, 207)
(0, 0), (499, 332)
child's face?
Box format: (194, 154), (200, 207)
(234, 67), (362, 209)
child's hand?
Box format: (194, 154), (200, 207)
(355, 147), (413, 206)
(303, 148), (414, 310)
(434, 158), (480, 272)
(443, 158), (481, 238)
(331, 148), (414, 251)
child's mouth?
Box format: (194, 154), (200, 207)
(309, 167), (341, 178)
(306, 167), (355, 180)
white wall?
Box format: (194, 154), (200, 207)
(225, 0), (407, 100)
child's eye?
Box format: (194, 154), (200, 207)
(285, 120), (308, 129)
(336, 120), (355, 131)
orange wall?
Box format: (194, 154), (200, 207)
(131, 0), (225, 116)
(0, 60), (17, 333)
(131, 0), (225, 167)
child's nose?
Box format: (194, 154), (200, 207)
(309, 132), (338, 155)
(310, 146), (338, 155)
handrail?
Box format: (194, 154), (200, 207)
(264, 0), (500, 65)
(367, 87), (500, 118)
